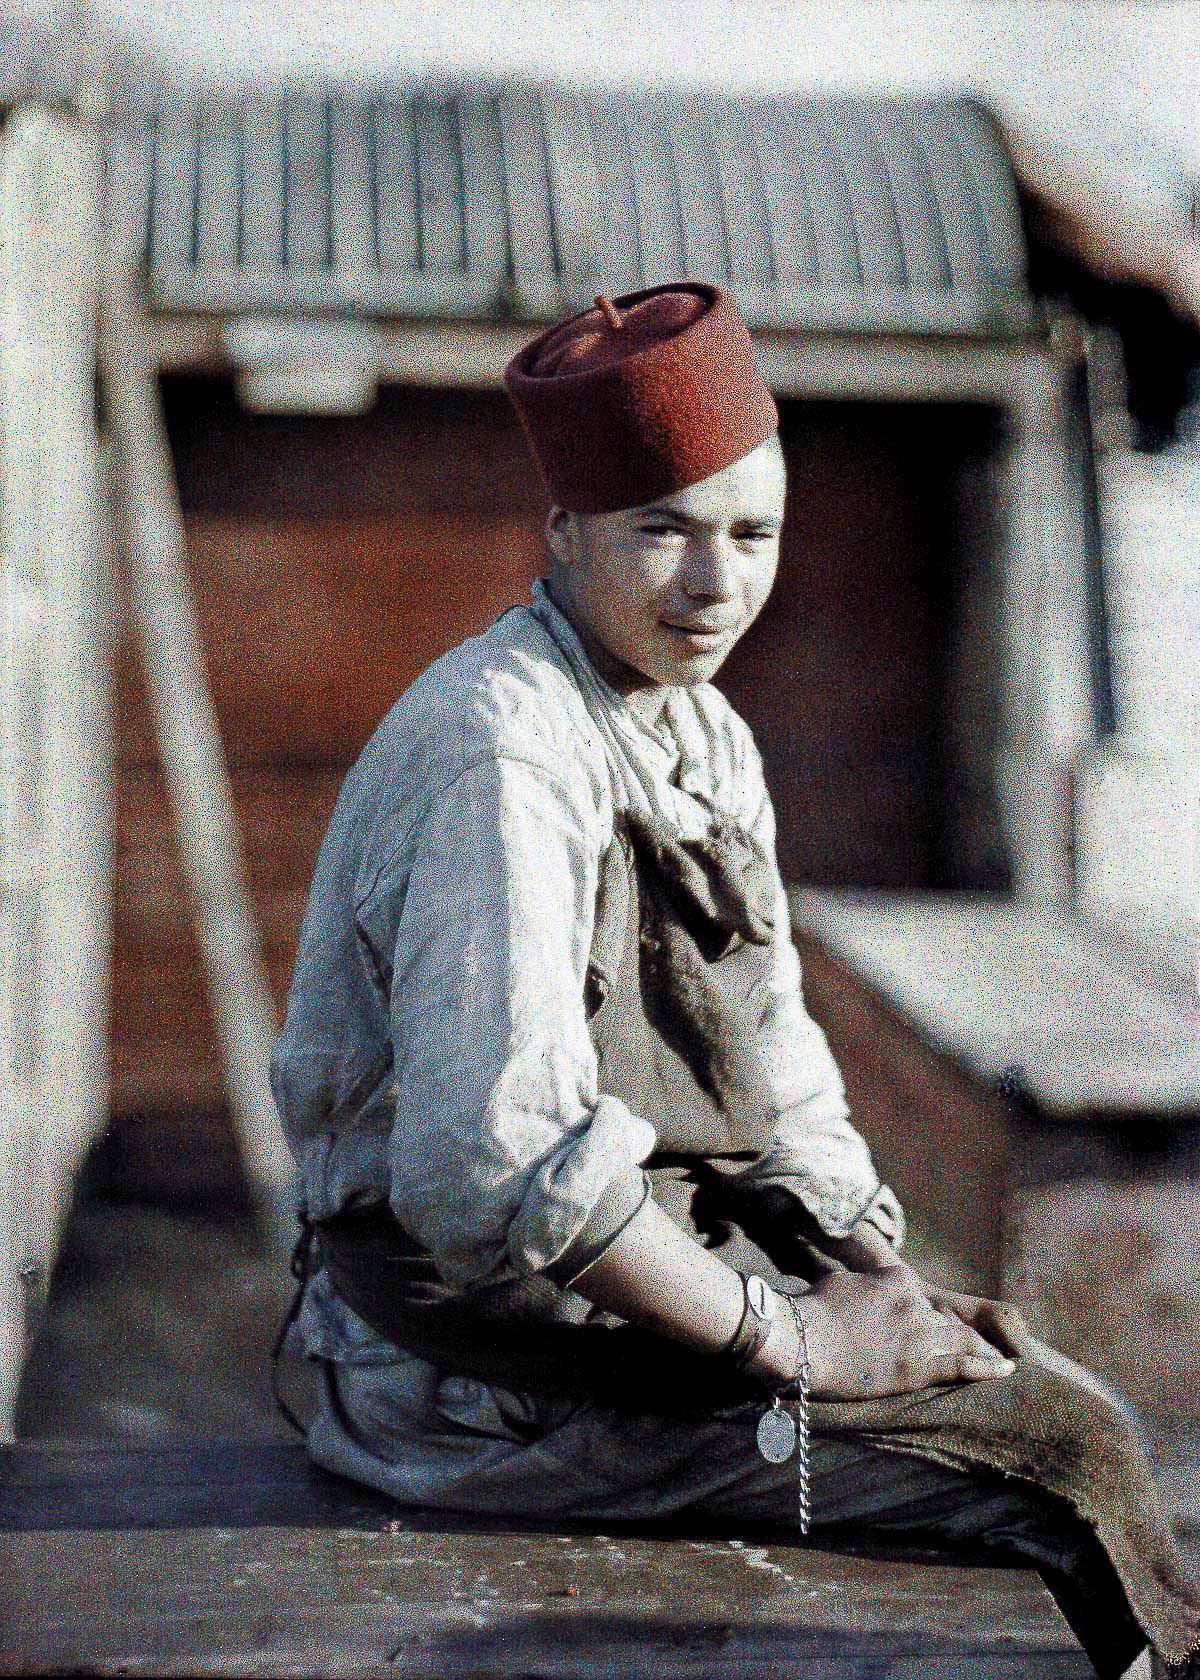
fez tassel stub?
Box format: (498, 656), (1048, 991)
(503, 282), (779, 516)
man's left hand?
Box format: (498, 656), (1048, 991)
(833, 1227), (1029, 1359)
(921, 1286), (1029, 1359)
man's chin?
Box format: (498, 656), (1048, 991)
(654, 654), (728, 687)
(652, 624), (742, 685)
(605, 636), (732, 691)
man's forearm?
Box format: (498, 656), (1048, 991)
(570, 1194), (804, 1386)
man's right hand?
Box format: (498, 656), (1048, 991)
(800, 1263), (1016, 1400)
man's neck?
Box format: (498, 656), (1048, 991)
(541, 576), (671, 729)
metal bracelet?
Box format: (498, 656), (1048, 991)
(723, 1273), (775, 1372)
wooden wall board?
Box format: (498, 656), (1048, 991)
(111, 767), (338, 1113)
(162, 377), (543, 519)
(792, 927), (1010, 1293)
(114, 511), (544, 768)
(116, 766), (340, 940)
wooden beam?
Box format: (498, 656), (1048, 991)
(99, 272), (295, 1246)
(995, 342), (1095, 903)
(0, 1442), (1092, 1678)
(148, 311), (1048, 403)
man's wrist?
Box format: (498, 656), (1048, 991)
(743, 1281), (823, 1392)
(837, 1220), (904, 1273)
(745, 1292), (790, 1385)
(724, 1273), (778, 1372)
(778, 1295), (812, 1396)
(776, 1289), (836, 1394)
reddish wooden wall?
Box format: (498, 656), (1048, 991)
(112, 379), (997, 1117)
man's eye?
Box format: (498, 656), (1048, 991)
(640, 524), (685, 539)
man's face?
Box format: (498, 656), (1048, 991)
(545, 434), (786, 703)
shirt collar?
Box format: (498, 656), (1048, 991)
(527, 577), (681, 762)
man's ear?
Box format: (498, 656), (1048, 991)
(545, 505), (577, 569)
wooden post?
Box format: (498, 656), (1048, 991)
(100, 272), (295, 1249)
(995, 345), (1094, 904)
(0, 102), (110, 1441)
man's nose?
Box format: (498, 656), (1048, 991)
(679, 536), (739, 601)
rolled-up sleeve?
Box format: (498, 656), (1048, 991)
(733, 736), (907, 1250)
(371, 752), (655, 1291)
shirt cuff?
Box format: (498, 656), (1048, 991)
(543, 1168), (652, 1287)
(850, 1181), (907, 1253)
(504, 1092), (658, 1282)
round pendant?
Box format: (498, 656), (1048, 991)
(756, 1405), (796, 1465)
(746, 1275), (775, 1320)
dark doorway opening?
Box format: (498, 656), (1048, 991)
(718, 397), (1010, 893)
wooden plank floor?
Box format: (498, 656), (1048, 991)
(3, 1526), (1096, 1678)
(1, 1440), (1096, 1679)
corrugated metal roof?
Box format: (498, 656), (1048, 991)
(105, 81), (1036, 335)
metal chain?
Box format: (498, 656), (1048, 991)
(786, 1293), (813, 1535)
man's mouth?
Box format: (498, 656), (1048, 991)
(661, 619), (738, 640)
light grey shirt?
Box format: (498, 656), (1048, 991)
(271, 580), (903, 1361)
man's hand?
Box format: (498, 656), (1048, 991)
(829, 1222), (1030, 1363)
(800, 1264), (1017, 1400)
(920, 1286), (1030, 1360)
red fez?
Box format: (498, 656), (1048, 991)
(504, 283), (779, 514)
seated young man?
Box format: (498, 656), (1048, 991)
(271, 284), (1196, 1680)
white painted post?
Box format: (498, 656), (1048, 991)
(100, 272), (296, 1249)
(0, 102), (111, 1441)
(996, 345), (1094, 904)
